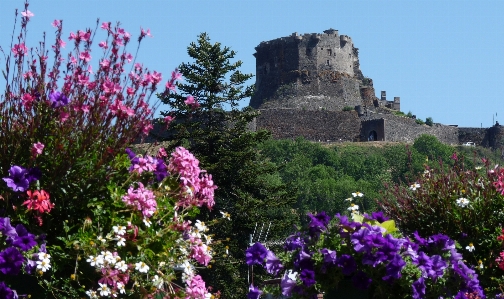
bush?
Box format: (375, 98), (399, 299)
(343, 106), (354, 111)
(425, 117), (434, 126)
(378, 155), (504, 296)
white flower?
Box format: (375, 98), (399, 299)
(115, 260), (128, 272)
(286, 269), (298, 281)
(204, 234), (213, 245)
(344, 197), (353, 202)
(135, 261), (150, 273)
(475, 166), (482, 170)
(86, 255), (104, 268)
(152, 275), (164, 289)
(36, 259), (51, 272)
(113, 225), (126, 235)
(97, 235), (106, 244)
(98, 283), (111, 296)
(478, 260), (483, 269)
(456, 197), (470, 208)
(220, 211), (231, 220)
(117, 282), (126, 294)
(143, 218), (152, 227)
(38, 252), (51, 261)
(100, 251), (116, 265)
(116, 236), (126, 247)
(352, 192), (364, 198)
(195, 220), (208, 232)
(466, 243), (475, 252)
(409, 183), (421, 191)
(86, 290), (99, 299)
(181, 260), (194, 276)
(347, 203), (359, 211)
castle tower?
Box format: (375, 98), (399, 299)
(249, 29), (368, 110)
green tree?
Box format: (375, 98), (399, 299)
(157, 33), (297, 298)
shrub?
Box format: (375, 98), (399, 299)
(378, 154), (504, 296)
(343, 106), (354, 111)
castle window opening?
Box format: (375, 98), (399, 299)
(327, 49), (332, 56)
(326, 60), (330, 66)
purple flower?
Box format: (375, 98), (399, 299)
(413, 252), (432, 275)
(294, 250), (314, 270)
(265, 251), (284, 276)
(0, 282), (15, 299)
(352, 271), (372, 290)
(49, 91), (69, 108)
(154, 159), (169, 181)
(412, 277), (426, 299)
(412, 231), (428, 246)
(0, 218), (17, 238)
(281, 270), (298, 296)
(300, 268), (316, 287)
(429, 255), (447, 279)
(320, 248), (337, 266)
(307, 212), (331, 236)
(25, 259), (37, 274)
(247, 285), (262, 299)
(245, 242), (268, 266)
(336, 254), (357, 276)
(382, 254), (406, 283)
(0, 247), (25, 275)
(284, 233), (305, 251)
(12, 224), (37, 251)
(363, 211), (390, 223)
(3, 165), (30, 192)
(428, 233), (455, 251)
(351, 227), (371, 253)
(26, 167), (42, 183)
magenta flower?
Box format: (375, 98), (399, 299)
(11, 43), (28, 57)
(3, 165), (30, 192)
(49, 91), (69, 108)
(31, 142), (44, 157)
(184, 95), (200, 109)
(185, 275), (208, 299)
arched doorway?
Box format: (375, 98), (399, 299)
(368, 130), (377, 141)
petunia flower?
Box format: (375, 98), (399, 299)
(3, 165), (30, 192)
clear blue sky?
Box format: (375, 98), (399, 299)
(1, 0), (503, 128)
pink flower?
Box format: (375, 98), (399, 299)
(140, 28), (152, 38)
(11, 43), (28, 57)
(164, 115), (175, 126)
(31, 142), (45, 157)
(23, 190), (54, 214)
(98, 41), (108, 49)
(51, 20), (61, 28)
(79, 31), (91, 41)
(79, 51), (91, 62)
(185, 95), (200, 109)
(59, 112), (70, 123)
(21, 10), (34, 19)
(158, 148), (168, 158)
(125, 53), (133, 62)
(68, 32), (77, 40)
(190, 245), (212, 266)
(21, 93), (35, 108)
(70, 56), (77, 65)
(58, 39), (66, 48)
(100, 22), (110, 30)
(151, 71), (162, 84)
(171, 70), (182, 81)
(165, 81), (176, 92)
(87, 65), (93, 74)
(142, 123), (153, 135)
(185, 275), (208, 299)
(122, 183), (157, 217)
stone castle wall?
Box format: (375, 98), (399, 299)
(256, 109), (361, 142)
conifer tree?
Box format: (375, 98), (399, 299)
(158, 33), (298, 298)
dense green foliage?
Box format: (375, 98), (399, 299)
(258, 135), (502, 219)
(157, 33), (297, 298)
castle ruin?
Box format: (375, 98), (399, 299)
(249, 29), (468, 145)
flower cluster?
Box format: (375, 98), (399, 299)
(0, 217), (50, 296)
(77, 147), (218, 298)
(246, 211), (484, 299)
(168, 147), (217, 209)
